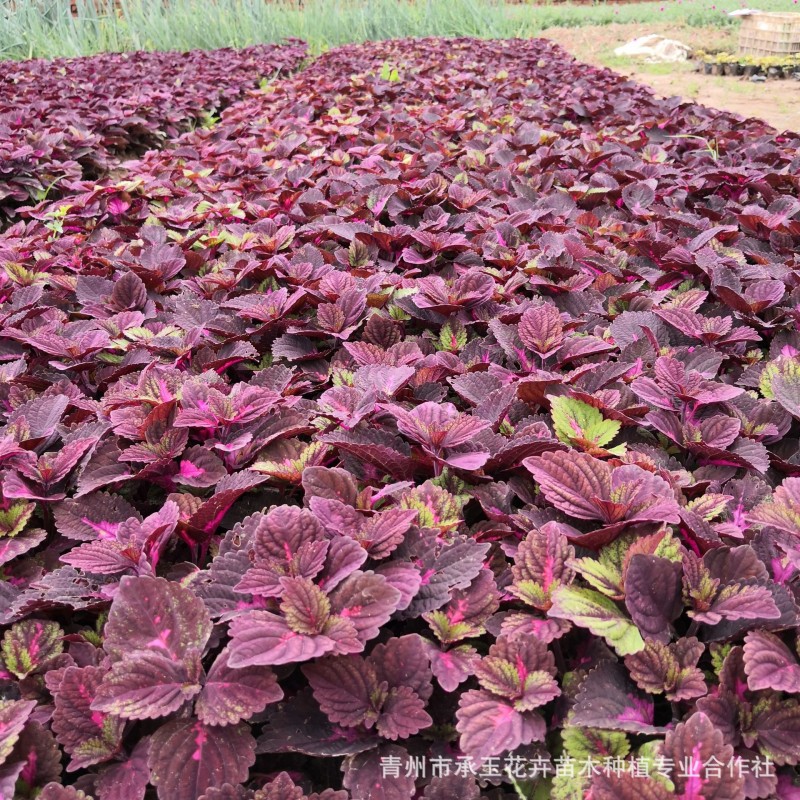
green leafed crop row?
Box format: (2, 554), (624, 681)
(2, 0), (800, 61)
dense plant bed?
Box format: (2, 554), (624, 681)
(0, 35), (800, 800)
(0, 41), (307, 223)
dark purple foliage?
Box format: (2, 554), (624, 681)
(0, 34), (799, 800)
(0, 42), (306, 220)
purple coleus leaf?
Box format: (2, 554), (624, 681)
(322, 426), (416, 481)
(0, 527), (47, 567)
(413, 271), (494, 313)
(180, 470), (271, 541)
(94, 737), (151, 800)
(315, 289), (367, 339)
(227, 570), (401, 667)
(102, 574), (212, 663)
(249, 771), (347, 800)
(591, 771), (673, 800)
(51, 665), (125, 770)
(234, 505), (331, 598)
(518, 302), (564, 357)
(747, 477), (800, 536)
(742, 631), (800, 693)
(423, 640), (480, 693)
(257, 688), (380, 758)
(0, 699), (36, 766)
(571, 661), (660, 734)
(91, 648), (203, 720)
(623, 554), (683, 643)
(341, 745), (416, 800)
(147, 719), (256, 800)
(4, 34), (800, 800)
(523, 451), (680, 548)
(53, 492), (141, 542)
(621, 179), (657, 215)
(423, 568), (499, 643)
(61, 500), (180, 575)
(400, 534), (490, 618)
(194, 645), (283, 726)
(301, 466), (359, 506)
(381, 401), (490, 470)
(393, 401), (491, 448)
(455, 689), (547, 760)
(747, 696), (800, 766)
(304, 650), (433, 741)
(454, 635), (557, 759)
(306, 495), (415, 562)
(683, 548), (782, 627)
(227, 582), (355, 667)
(663, 712), (744, 799)
(173, 446), (228, 488)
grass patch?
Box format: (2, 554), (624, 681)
(2, 0), (800, 60)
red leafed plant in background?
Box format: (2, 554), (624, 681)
(0, 41), (307, 222)
(0, 34), (800, 800)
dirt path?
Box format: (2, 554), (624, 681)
(541, 22), (800, 133)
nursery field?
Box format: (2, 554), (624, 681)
(1, 34), (800, 800)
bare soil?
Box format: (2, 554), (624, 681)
(541, 22), (800, 133)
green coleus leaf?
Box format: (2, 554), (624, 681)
(569, 532), (645, 600)
(252, 441), (329, 483)
(549, 585), (645, 656)
(1, 619), (64, 679)
(551, 770), (589, 800)
(685, 493), (732, 522)
(747, 477), (800, 536)
(436, 320), (467, 353)
(625, 638), (707, 701)
(509, 525), (575, 610)
(473, 635), (559, 712)
(0, 500), (36, 538)
(652, 531), (682, 562)
(0, 699), (36, 764)
(0, 501), (34, 538)
(759, 354), (800, 401)
(379, 61), (400, 82)
(570, 555), (624, 600)
(548, 395), (624, 454)
(399, 481), (463, 533)
(562, 727), (630, 760)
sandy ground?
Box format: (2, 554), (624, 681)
(541, 22), (800, 133)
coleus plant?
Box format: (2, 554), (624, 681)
(0, 42), (307, 223)
(0, 32), (800, 800)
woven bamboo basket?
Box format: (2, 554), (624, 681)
(738, 12), (800, 57)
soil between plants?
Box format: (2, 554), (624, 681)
(542, 22), (800, 133)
